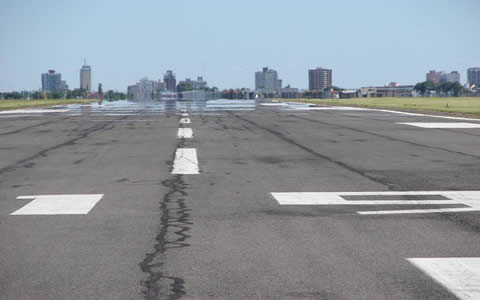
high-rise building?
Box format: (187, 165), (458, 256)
(164, 70), (177, 92)
(446, 71), (460, 83)
(255, 67), (282, 92)
(41, 70), (65, 92)
(192, 76), (207, 90)
(80, 60), (92, 92)
(467, 67), (480, 87)
(309, 67), (332, 90)
(426, 70), (460, 84)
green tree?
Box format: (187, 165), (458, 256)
(98, 83), (103, 94)
(4, 92), (23, 99)
(32, 91), (43, 99)
(414, 82), (427, 96)
(176, 81), (193, 92)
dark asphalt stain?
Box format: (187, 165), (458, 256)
(11, 184), (32, 188)
(114, 177), (130, 183)
(256, 156), (284, 164)
(73, 159), (85, 165)
(231, 112), (397, 190)
(23, 162), (35, 168)
(139, 140), (192, 300)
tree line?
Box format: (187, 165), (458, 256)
(413, 81), (465, 97)
(1, 87), (126, 101)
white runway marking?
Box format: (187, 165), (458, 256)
(408, 257), (480, 300)
(172, 148), (199, 174)
(260, 103), (288, 106)
(179, 118), (191, 124)
(11, 194), (104, 215)
(177, 128), (193, 139)
(271, 191), (480, 215)
(292, 107), (368, 111)
(0, 109), (70, 114)
(398, 122), (480, 128)
(181, 113), (189, 117)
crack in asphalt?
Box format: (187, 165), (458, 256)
(0, 116), (72, 136)
(139, 140), (192, 300)
(0, 119), (120, 177)
(230, 112), (396, 190)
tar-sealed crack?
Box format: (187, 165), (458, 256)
(0, 118), (119, 177)
(140, 142), (192, 300)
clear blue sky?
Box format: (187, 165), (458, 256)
(1, 0), (479, 92)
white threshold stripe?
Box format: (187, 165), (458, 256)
(177, 128), (193, 139)
(272, 191), (480, 215)
(179, 118), (191, 124)
(398, 122), (480, 128)
(408, 258), (480, 300)
(11, 194), (104, 215)
(172, 148), (199, 174)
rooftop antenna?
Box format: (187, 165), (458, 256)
(84, 57), (87, 66)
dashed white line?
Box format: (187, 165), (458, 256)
(408, 257), (480, 300)
(181, 113), (189, 117)
(11, 194), (104, 215)
(172, 148), (199, 174)
(177, 128), (193, 139)
(179, 118), (191, 124)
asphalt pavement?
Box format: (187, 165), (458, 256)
(1, 100), (480, 299)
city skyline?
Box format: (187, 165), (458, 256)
(1, 0), (479, 92)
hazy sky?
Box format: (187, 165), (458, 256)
(1, 0), (479, 92)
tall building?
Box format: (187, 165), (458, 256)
(446, 71), (460, 83)
(192, 76), (207, 90)
(467, 67), (480, 87)
(426, 70), (460, 84)
(255, 67), (282, 92)
(309, 67), (332, 90)
(164, 70), (177, 92)
(41, 70), (65, 92)
(80, 60), (92, 92)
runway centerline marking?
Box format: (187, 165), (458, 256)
(172, 148), (199, 174)
(181, 113), (189, 117)
(11, 194), (104, 215)
(408, 257), (480, 300)
(271, 191), (480, 215)
(179, 118), (191, 124)
(398, 122), (480, 129)
(177, 128), (193, 139)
